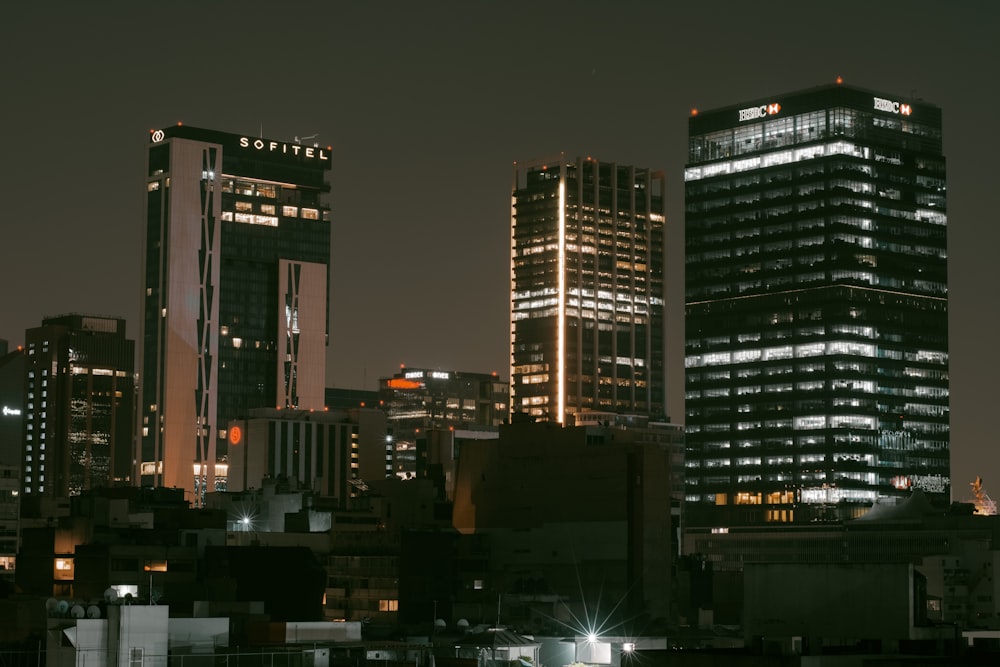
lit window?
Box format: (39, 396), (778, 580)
(283, 205), (298, 217)
(143, 559), (168, 572)
(301, 208), (319, 220)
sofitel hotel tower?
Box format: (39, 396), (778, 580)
(684, 83), (949, 526)
(510, 157), (667, 423)
(139, 126), (332, 504)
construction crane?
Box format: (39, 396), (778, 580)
(970, 477), (998, 516)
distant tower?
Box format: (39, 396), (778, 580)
(379, 367), (509, 477)
(139, 126), (332, 505)
(22, 315), (134, 498)
(510, 157), (668, 423)
(684, 83), (949, 526)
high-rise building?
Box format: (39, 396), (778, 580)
(0, 346), (25, 467)
(684, 83), (949, 527)
(140, 125), (331, 504)
(510, 157), (667, 423)
(21, 315), (135, 499)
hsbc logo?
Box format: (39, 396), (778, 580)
(738, 102), (781, 122)
(874, 97), (912, 116)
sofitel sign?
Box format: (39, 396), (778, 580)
(239, 137), (330, 161)
(2, 406), (21, 417)
(148, 130), (330, 161)
(738, 102), (781, 122)
(873, 96), (912, 116)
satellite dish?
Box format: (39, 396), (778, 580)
(86, 606), (101, 619)
(56, 600), (70, 614)
(70, 605), (85, 618)
(434, 618), (447, 628)
(104, 588), (119, 603)
(457, 618), (469, 629)
(45, 598), (60, 612)
(123, 593), (134, 605)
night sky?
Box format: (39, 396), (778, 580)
(2, 2), (998, 499)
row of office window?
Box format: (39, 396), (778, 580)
(689, 107), (941, 164)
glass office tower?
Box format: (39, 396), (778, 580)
(140, 126), (331, 504)
(22, 315), (135, 499)
(511, 157), (667, 423)
(684, 83), (948, 526)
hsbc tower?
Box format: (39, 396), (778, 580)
(683, 82), (948, 527)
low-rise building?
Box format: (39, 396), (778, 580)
(452, 419), (682, 628)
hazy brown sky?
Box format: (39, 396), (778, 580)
(2, 1), (998, 497)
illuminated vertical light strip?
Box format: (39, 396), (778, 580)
(509, 166), (518, 419)
(557, 175), (566, 424)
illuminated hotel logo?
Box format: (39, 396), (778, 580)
(151, 130), (165, 143)
(873, 96), (912, 115)
(2, 406), (21, 417)
(238, 137), (330, 161)
(738, 102), (781, 122)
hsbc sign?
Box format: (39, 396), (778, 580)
(873, 96), (912, 116)
(738, 102), (781, 122)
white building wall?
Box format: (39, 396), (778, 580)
(277, 259), (327, 410)
(158, 138), (222, 501)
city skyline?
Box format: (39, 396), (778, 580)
(2, 2), (998, 496)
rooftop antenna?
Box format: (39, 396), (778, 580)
(295, 133), (319, 147)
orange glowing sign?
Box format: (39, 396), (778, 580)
(229, 425), (243, 445)
(386, 378), (422, 390)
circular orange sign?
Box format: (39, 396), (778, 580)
(229, 426), (242, 445)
